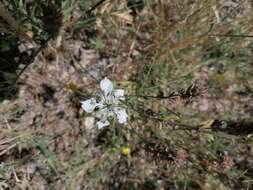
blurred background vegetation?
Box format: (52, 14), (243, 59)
(0, 0), (253, 189)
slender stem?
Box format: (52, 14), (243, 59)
(87, 0), (107, 14)
(208, 34), (253, 38)
(111, 118), (118, 144)
(15, 40), (49, 79)
(126, 93), (179, 99)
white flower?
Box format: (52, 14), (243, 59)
(81, 98), (97, 113)
(100, 77), (113, 96)
(81, 77), (128, 129)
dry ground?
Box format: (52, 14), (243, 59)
(1, 0), (253, 189)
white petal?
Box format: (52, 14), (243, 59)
(81, 98), (97, 113)
(113, 89), (125, 100)
(113, 107), (128, 124)
(96, 120), (110, 129)
(100, 77), (113, 95)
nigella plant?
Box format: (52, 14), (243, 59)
(81, 78), (128, 129)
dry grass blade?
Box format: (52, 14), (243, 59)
(111, 11), (133, 24)
(0, 143), (18, 157)
(0, 129), (33, 157)
(0, 2), (33, 42)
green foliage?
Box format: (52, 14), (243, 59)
(1, 0), (253, 189)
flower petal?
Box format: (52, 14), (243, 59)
(113, 107), (128, 124)
(81, 98), (97, 113)
(100, 77), (113, 95)
(96, 119), (110, 129)
(113, 89), (125, 100)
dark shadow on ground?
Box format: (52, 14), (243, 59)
(0, 33), (30, 102)
(212, 119), (253, 136)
